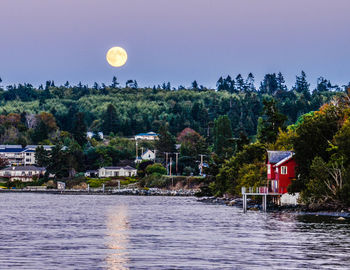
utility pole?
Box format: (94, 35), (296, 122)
(169, 157), (172, 176)
(199, 154), (205, 176)
(175, 153), (179, 175)
(200, 154), (204, 165)
(135, 141), (138, 159)
(141, 147), (144, 156)
(154, 149), (157, 162)
(165, 152), (169, 175)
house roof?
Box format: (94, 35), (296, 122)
(274, 153), (295, 167)
(267, 151), (293, 164)
(0, 148), (24, 153)
(1, 166), (46, 171)
(102, 166), (136, 170)
(0, 145), (53, 153)
(0, 145), (22, 149)
(135, 132), (158, 136)
(26, 145), (53, 149)
(22, 149), (36, 153)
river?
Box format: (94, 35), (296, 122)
(0, 193), (349, 269)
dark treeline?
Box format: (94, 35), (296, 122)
(0, 72), (347, 140)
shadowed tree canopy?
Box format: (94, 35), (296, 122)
(102, 104), (118, 135)
(214, 115), (234, 157)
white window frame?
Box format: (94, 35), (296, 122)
(267, 164), (271, 174)
(281, 166), (288, 175)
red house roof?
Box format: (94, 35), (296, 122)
(273, 152), (295, 167)
(267, 151), (293, 164)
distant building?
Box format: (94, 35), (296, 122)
(134, 156), (142, 164)
(87, 132), (104, 140)
(134, 132), (158, 141)
(98, 166), (137, 178)
(57, 181), (66, 190)
(267, 151), (296, 194)
(84, 170), (98, 177)
(0, 145), (53, 166)
(198, 162), (209, 176)
(135, 149), (156, 163)
(0, 166), (46, 182)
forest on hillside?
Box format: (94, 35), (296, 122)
(0, 72), (346, 140)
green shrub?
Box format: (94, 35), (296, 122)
(146, 163), (167, 175)
(87, 178), (108, 188)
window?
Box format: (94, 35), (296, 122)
(267, 164), (271, 174)
(281, 166), (287, 175)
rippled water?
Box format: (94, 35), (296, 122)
(0, 194), (349, 269)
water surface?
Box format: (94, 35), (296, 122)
(0, 194), (349, 269)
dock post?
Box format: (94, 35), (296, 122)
(243, 194), (247, 213)
(102, 184), (105, 193)
(118, 180), (120, 190)
(263, 194), (267, 212)
(87, 184), (90, 193)
(241, 187), (247, 213)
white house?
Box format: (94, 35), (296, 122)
(135, 149), (156, 163)
(141, 149), (155, 160)
(134, 132), (158, 141)
(0, 166), (46, 182)
(98, 166), (137, 178)
(0, 145), (53, 166)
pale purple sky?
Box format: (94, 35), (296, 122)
(1, 0), (349, 88)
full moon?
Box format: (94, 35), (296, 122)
(106, 47), (128, 67)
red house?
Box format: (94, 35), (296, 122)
(267, 151), (296, 194)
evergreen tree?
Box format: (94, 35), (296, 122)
(192, 80), (199, 90)
(214, 115), (234, 157)
(110, 76), (119, 88)
(35, 146), (50, 167)
(31, 120), (48, 144)
(47, 145), (68, 178)
(45, 81), (51, 90)
(316, 77), (332, 92)
(245, 73), (255, 92)
(93, 82), (99, 90)
(125, 80), (138, 89)
(155, 123), (176, 153)
(102, 104), (118, 134)
(226, 75), (235, 93)
(216, 77), (224, 91)
(276, 72), (287, 92)
(235, 74), (245, 92)
(294, 71), (310, 94)
(257, 99), (287, 143)
(260, 74), (278, 95)
(72, 112), (87, 146)
(236, 131), (250, 152)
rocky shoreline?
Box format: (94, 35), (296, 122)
(0, 188), (198, 196)
(197, 196), (350, 218)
